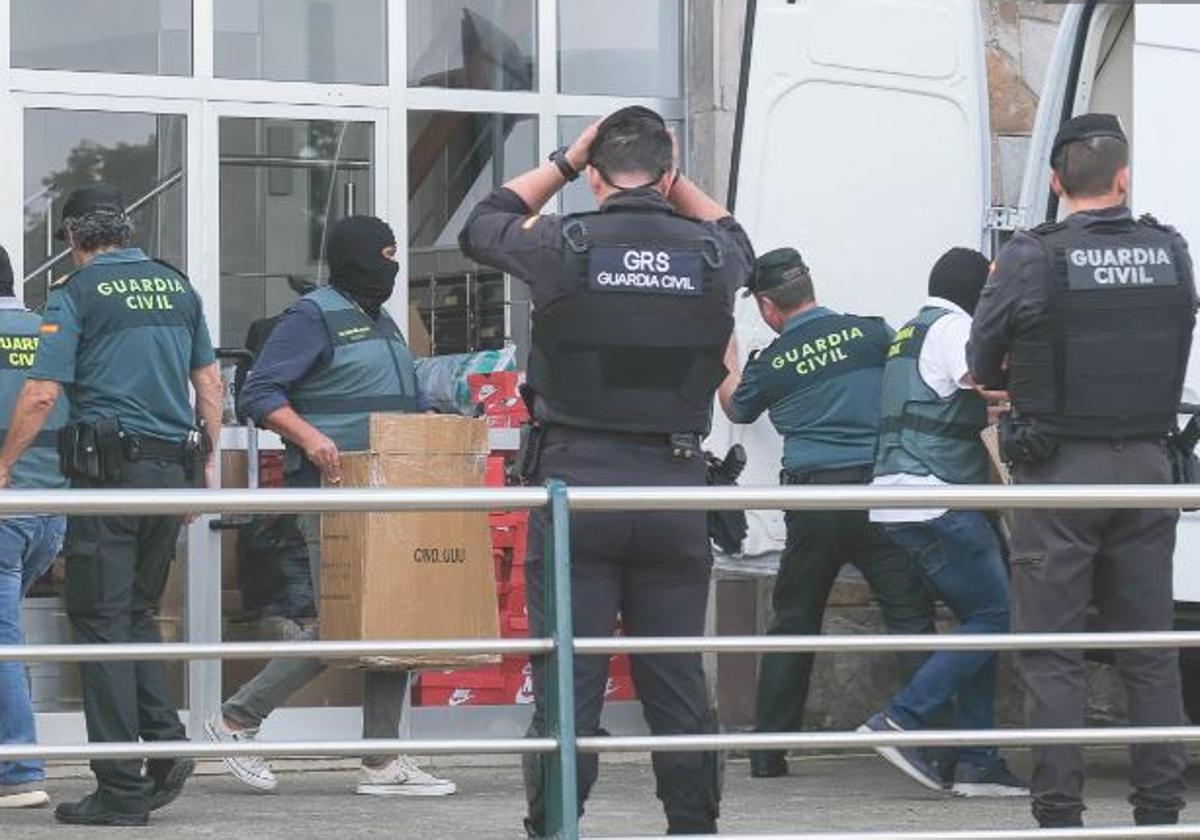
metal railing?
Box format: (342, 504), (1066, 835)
(5, 483), (1200, 839)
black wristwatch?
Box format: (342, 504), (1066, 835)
(549, 146), (580, 182)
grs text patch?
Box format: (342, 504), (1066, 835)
(588, 247), (704, 296)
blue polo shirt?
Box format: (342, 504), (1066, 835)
(31, 248), (215, 441)
(731, 306), (893, 474)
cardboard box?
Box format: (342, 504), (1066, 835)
(320, 414), (500, 669)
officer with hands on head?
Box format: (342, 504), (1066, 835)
(0, 245), (69, 811)
(460, 107), (755, 837)
(716, 247), (936, 781)
(206, 216), (456, 798)
(0, 184), (223, 826)
(970, 114), (1197, 830)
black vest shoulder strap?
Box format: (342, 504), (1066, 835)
(148, 257), (188, 279)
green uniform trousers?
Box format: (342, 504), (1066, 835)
(63, 456), (191, 812)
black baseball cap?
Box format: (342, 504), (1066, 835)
(54, 184), (126, 241)
(745, 247), (810, 297)
(1051, 113), (1127, 163)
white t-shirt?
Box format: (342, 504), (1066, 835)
(871, 297), (973, 524)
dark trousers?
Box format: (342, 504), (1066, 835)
(524, 427), (719, 837)
(63, 457), (190, 812)
(754, 501), (935, 750)
(1011, 438), (1186, 826)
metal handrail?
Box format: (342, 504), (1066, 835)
(22, 168), (186, 284)
(6, 631), (1200, 664)
(607, 830), (1200, 840)
(6, 481), (1198, 840)
(4, 484), (1200, 516)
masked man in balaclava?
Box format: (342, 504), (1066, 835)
(207, 216), (455, 797)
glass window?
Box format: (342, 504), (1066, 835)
(558, 0), (682, 97)
(22, 110), (187, 310)
(407, 0), (536, 91)
(215, 0), (387, 85)
(11, 0), (192, 76)
(408, 111), (536, 356)
(218, 118), (375, 348)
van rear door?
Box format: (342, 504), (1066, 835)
(714, 0), (991, 558)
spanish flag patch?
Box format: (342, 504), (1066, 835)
(39, 323), (60, 335)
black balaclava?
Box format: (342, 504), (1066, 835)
(327, 216), (399, 318)
(0, 246), (12, 298)
(928, 247), (990, 316)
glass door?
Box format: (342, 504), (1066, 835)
(211, 104), (386, 734)
(16, 94), (199, 724)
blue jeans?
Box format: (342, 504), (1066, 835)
(882, 510), (1010, 769)
(0, 515), (66, 786)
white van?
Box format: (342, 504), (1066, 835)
(717, 0), (1200, 713)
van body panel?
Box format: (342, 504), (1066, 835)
(1134, 6), (1200, 603)
(717, 0), (990, 557)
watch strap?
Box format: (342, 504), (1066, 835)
(549, 146), (579, 182)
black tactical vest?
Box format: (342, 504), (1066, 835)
(1008, 214), (1195, 438)
(527, 207), (735, 434)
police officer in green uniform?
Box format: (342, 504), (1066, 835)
(207, 216), (455, 798)
(461, 108), (754, 836)
(970, 114), (1198, 829)
(0, 245), (69, 810)
(0, 185), (223, 826)
(717, 247), (935, 779)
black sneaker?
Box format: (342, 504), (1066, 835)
(147, 757), (195, 811)
(857, 713), (943, 792)
(749, 750), (788, 778)
(950, 760), (1029, 798)
(54, 793), (149, 826)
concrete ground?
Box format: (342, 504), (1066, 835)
(8, 751), (1200, 838)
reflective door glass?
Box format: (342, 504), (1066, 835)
(12, 0), (192, 76)
(407, 111), (536, 356)
(217, 117), (374, 711)
(407, 0), (536, 91)
(20, 108), (188, 713)
(23, 109), (187, 310)
(218, 118), (375, 348)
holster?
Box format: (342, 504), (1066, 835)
(182, 424), (210, 483)
(58, 423), (101, 483)
(1168, 416), (1200, 511)
(516, 423), (547, 486)
(58, 418), (129, 484)
(997, 412), (1059, 466)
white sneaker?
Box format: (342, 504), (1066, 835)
(204, 714), (278, 793)
(0, 783), (49, 809)
(356, 756), (457, 797)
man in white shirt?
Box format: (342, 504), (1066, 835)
(859, 248), (1027, 799)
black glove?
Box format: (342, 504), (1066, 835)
(705, 444), (748, 556)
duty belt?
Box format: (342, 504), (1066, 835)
(781, 464), (873, 486)
(127, 435), (186, 463)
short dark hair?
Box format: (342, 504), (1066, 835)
(759, 271), (815, 311)
(65, 210), (132, 253)
(1053, 136), (1129, 198)
(589, 107), (674, 183)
